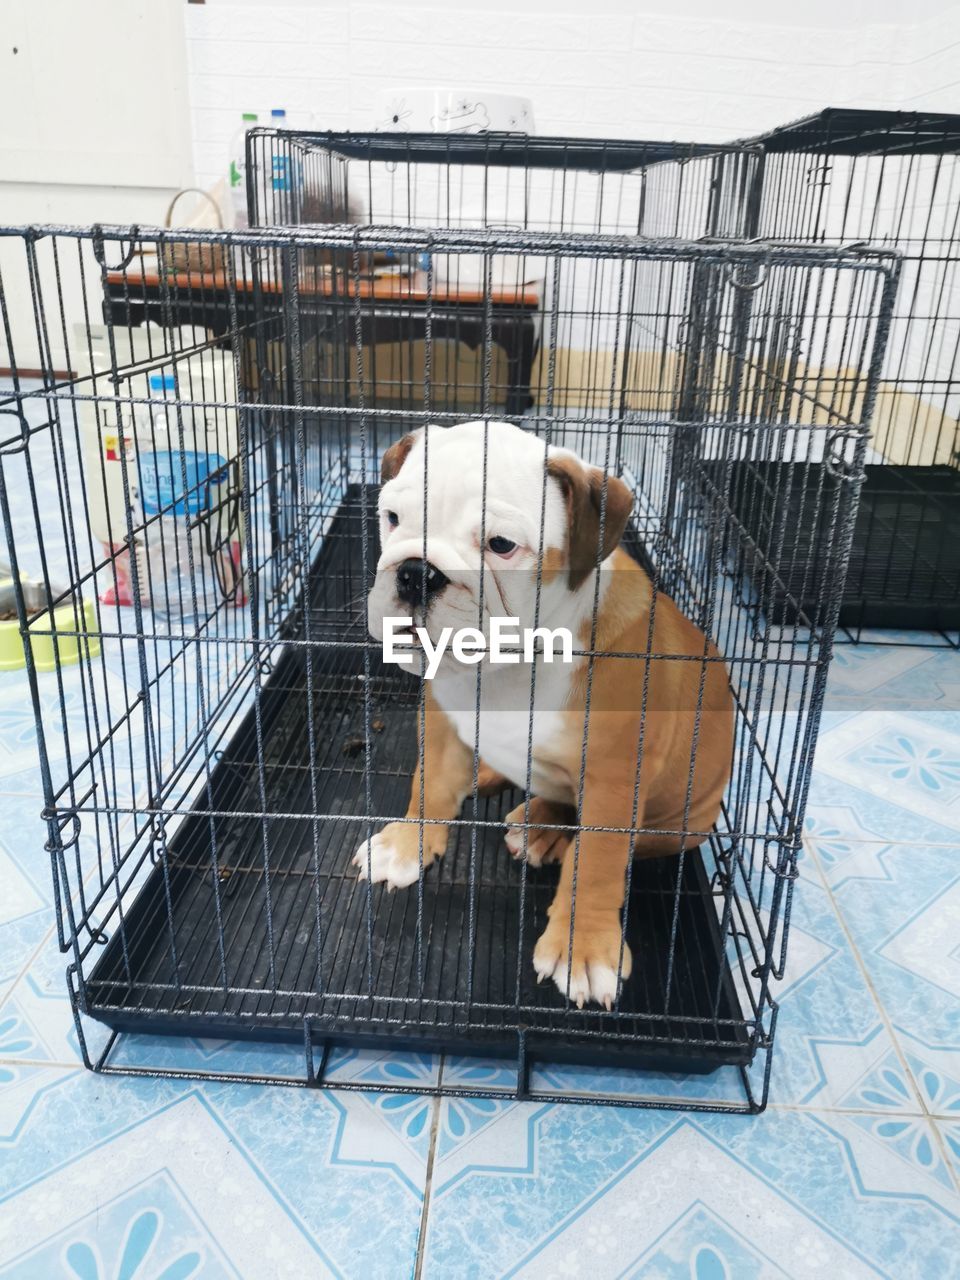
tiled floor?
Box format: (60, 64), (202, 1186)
(2, 383), (960, 1274)
(2, 645), (960, 1280)
(3, 635), (960, 1276)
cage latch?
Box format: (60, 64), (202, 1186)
(725, 258), (769, 293)
(91, 224), (141, 273)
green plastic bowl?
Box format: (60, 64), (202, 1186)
(0, 577), (101, 672)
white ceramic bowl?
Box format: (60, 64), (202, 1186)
(375, 90), (534, 134)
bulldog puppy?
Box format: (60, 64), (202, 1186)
(354, 420), (734, 1007)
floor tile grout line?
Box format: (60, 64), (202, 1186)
(413, 1057), (444, 1280)
(0, 1058), (77, 1074)
(803, 833), (960, 1197)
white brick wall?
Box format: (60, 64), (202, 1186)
(185, 1), (960, 188)
(183, 0), (960, 439)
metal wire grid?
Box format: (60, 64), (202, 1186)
(0, 223), (898, 1111)
(245, 130), (761, 240)
(737, 109), (960, 638)
(260, 116), (959, 639)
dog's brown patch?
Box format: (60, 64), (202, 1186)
(380, 432), (418, 483)
(547, 456), (633, 588)
(540, 545), (567, 585)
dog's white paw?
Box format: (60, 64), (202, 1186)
(503, 799), (573, 867)
(533, 913), (632, 1009)
(352, 821), (446, 890)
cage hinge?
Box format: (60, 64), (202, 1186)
(0, 408), (31, 456)
(763, 850), (800, 882)
(824, 432), (864, 483)
(85, 919), (109, 946)
(44, 809), (82, 854)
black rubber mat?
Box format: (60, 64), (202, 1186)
(725, 461), (960, 631)
(86, 488), (751, 1074)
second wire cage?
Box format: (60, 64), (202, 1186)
(251, 120), (960, 638)
(738, 108), (960, 637)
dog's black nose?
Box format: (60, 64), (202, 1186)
(396, 558), (449, 606)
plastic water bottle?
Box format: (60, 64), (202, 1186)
(269, 109), (302, 221)
(139, 373), (229, 628)
(228, 111), (259, 229)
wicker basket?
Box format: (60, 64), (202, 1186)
(161, 187), (227, 278)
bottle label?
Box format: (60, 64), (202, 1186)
(271, 155), (290, 191)
(140, 451), (229, 517)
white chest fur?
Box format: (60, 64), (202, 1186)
(431, 661), (576, 803)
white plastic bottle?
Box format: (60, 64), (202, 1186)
(228, 111), (259, 229)
(139, 373), (228, 628)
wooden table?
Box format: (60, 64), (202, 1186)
(105, 261), (541, 417)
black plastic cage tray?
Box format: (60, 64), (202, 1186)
(726, 461), (960, 631)
(86, 488), (751, 1075)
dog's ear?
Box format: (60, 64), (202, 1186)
(380, 432), (418, 484)
(547, 455), (633, 589)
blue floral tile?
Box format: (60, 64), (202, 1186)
(0, 1065), (428, 1278)
(442, 1056), (519, 1094)
(812, 841), (960, 1051)
(423, 1102), (960, 1278)
(462, 868), (916, 1113)
(0, 817), (51, 914)
(939, 1121), (960, 1187)
(763, 871), (917, 1110)
(848, 1110), (957, 1193)
(811, 709), (960, 838)
(804, 782), (960, 847)
(320, 1049), (442, 1163)
(0, 789), (125, 935)
(886, 1029), (960, 1179)
(101, 1031), (442, 1102)
(0, 928), (112, 1069)
(824, 641), (960, 708)
(206, 1076), (430, 1262)
(0, 913), (48, 1004)
(0, 1008), (47, 1080)
(0, 765), (46, 798)
(854, 731), (960, 800)
(105, 1032), (309, 1081)
(833, 628), (959, 651)
(895, 1034), (960, 1116)
(324, 1046), (440, 1091)
(0, 667), (123, 784)
(0, 1177), (237, 1279)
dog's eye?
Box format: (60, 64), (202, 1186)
(386, 511), (399, 528)
(488, 535), (517, 556)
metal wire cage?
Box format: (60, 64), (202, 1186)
(245, 129), (760, 239)
(245, 131), (762, 420)
(738, 108), (960, 638)
(0, 221), (897, 1113)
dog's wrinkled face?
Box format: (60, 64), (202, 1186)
(366, 420), (633, 673)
